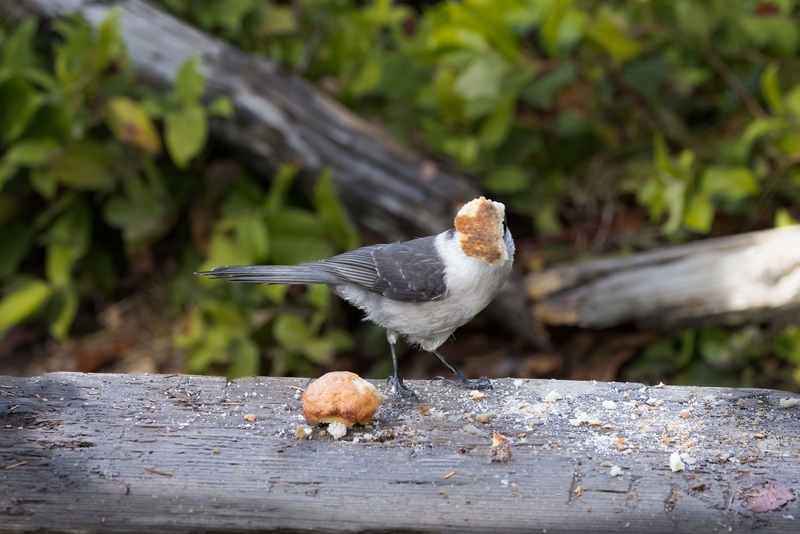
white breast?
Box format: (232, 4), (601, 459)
(337, 229), (514, 351)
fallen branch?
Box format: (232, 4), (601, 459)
(528, 226), (800, 329)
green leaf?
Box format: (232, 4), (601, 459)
(264, 164), (298, 216)
(106, 97), (162, 154)
(175, 56), (205, 107)
(734, 118), (784, 162)
(541, 0), (569, 57)
(164, 105), (207, 168)
(45, 200), (91, 287)
(521, 64), (577, 109)
(49, 141), (113, 190)
(48, 286), (79, 340)
(0, 222), (30, 280)
(1, 18), (37, 75)
(235, 213), (269, 263)
(682, 193), (714, 233)
(349, 55), (383, 96)
(273, 314), (309, 353)
(0, 77), (44, 142)
(207, 96), (234, 118)
(775, 207), (799, 227)
(199, 230), (253, 272)
(761, 63), (785, 115)
(785, 85), (800, 120)
(268, 207), (335, 265)
(96, 9), (125, 71)
(586, 6), (642, 63)
(103, 174), (172, 246)
(0, 279), (51, 332)
(4, 138), (60, 167)
(701, 166), (759, 202)
(226, 337), (260, 380)
(485, 167), (529, 194)
(662, 180), (686, 234)
(453, 52), (509, 101)
(258, 4), (297, 36)
(312, 170), (360, 251)
(301, 337), (335, 365)
(479, 94), (515, 148)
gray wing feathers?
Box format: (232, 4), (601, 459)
(200, 236), (447, 303)
(371, 240), (446, 301)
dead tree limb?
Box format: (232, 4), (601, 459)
(528, 226), (800, 330)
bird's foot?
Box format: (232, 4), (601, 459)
(432, 374), (494, 390)
(387, 375), (418, 398)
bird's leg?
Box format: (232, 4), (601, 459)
(429, 349), (493, 390)
(387, 341), (417, 397)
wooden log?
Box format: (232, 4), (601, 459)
(2, 372), (800, 532)
(528, 226), (800, 330)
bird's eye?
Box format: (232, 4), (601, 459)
(501, 215), (508, 234)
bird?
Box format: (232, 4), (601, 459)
(198, 196), (515, 397)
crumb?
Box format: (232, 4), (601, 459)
(295, 426), (313, 439)
(475, 413), (491, 424)
(463, 424), (481, 435)
(679, 409), (691, 418)
(780, 398), (798, 408)
(491, 432), (512, 463)
(471, 390), (487, 401)
(602, 400), (617, 410)
(327, 421), (347, 440)
(243, 414), (256, 422)
(609, 465), (623, 477)
(544, 391), (560, 403)
(670, 451), (685, 472)
(600, 461), (613, 467)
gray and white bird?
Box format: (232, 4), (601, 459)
(199, 196), (514, 396)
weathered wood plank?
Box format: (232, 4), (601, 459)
(2, 372), (799, 532)
(527, 226), (800, 329)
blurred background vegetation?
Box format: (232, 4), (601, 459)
(1, 0), (799, 391)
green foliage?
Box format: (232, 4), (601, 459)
(155, 0), (800, 235)
(0, 13), (359, 378)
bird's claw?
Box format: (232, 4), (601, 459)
(387, 375), (418, 398)
(432, 375), (494, 390)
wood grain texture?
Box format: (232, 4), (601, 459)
(528, 226), (800, 329)
(2, 372), (800, 532)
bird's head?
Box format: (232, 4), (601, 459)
(454, 196), (511, 266)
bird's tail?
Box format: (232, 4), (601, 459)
(197, 265), (338, 285)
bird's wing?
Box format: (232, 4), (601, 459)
(310, 236), (447, 302)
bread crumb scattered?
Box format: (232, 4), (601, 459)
(780, 398), (798, 408)
(679, 409), (692, 419)
(470, 390), (487, 401)
(475, 413), (492, 424)
(295, 426), (313, 439)
(491, 432), (512, 463)
(544, 391), (560, 403)
(243, 413), (256, 422)
(328, 421), (347, 440)
(609, 465), (623, 477)
(670, 451), (685, 472)
(602, 400), (617, 410)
